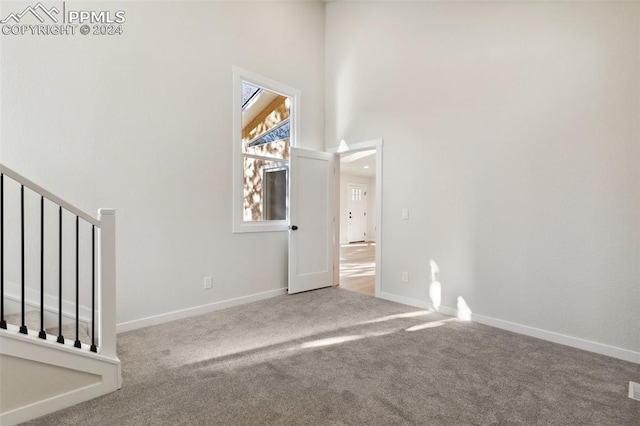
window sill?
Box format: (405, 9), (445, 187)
(232, 221), (289, 234)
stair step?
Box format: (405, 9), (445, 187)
(46, 323), (93, 346)
(4, 311), (96, 346)
(4, 310), (42, 330)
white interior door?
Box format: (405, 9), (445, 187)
(288, 148), (335, 294)
(347, 183), (367, 243)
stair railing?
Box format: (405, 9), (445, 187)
(0, 163), (116, 359)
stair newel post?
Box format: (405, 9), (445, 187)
(98, 208), (116, 359)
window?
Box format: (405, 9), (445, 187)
(232, 67), (300, 233)
(263, 167), (287, 220)
(351, 188), (364, 201)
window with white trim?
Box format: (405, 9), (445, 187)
(232, 67), (299, 233)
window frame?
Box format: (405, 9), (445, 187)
(232, 66), (300, 233)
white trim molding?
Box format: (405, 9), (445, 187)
(331, 138), (384, 298)
(327, 138), (384, 155)
(471, 312), (640, 364)
(98, 209), (117, 360)
(0, 164), (100, 227)
(378, 292), (640, 364)
(231, 66), (301, 234)
(116, 287), (287, 333)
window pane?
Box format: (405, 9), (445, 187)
(242, 83), (261, 108)
(243, 156), (288, 222)
(264, 168), (287, 221)
(247, 120), (290, 148)
(242, 84), (290, 160)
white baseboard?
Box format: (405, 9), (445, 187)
(377, 291), (640, 364)
(116, 287), (287, 333)
(470, 312), (640, 364)
(379, 292), (429, 309)
(378, 292), (458, 317)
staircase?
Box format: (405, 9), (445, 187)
(3, 310), (92, 345)
(0, 164), (121, 425)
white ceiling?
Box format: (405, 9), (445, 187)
(340, 149), (376, 177)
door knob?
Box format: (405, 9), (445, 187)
(290, 225), (298, 230)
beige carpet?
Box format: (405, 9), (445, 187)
(25, 288), (639, 425)
(4, 310), (92, 346)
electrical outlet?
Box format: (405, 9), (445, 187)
(402, 271), (409, 283)
(204, 276), (212, 289)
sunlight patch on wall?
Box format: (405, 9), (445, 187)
(429, 259), (442, 311)
(457, 296), (472, 321)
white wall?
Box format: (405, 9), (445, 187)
(2, 1), (639, 359)
(339, 173), (375, 244)
(0, 1), (326, 326)
(326, 2), (640, 354)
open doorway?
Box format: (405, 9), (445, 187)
(339, 148), (377, 297)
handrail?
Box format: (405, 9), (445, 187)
(0, 164), (117, 367)
(0, 164), (100, 227)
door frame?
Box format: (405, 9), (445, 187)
(329, 138), (383, 298)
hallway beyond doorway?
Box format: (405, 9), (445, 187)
(339, 242), (375, 296)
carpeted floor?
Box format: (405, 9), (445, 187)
(25, 288), (639, 425)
